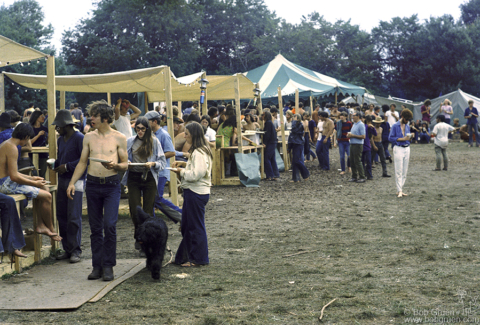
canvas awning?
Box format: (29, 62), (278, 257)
(3, 69), (256, 102)
(244, 54), (366, 99)
(0, 35), (47, 68)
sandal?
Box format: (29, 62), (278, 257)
(181, 262), (199, 267)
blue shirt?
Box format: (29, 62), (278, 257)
(154, 128), (175, 181)
(56, 131), (86, 181)
(183, 107), (193, 115)
(350, 120), (365, 145)
(464, 107), (478, 125)
(389, 121), (411, 147)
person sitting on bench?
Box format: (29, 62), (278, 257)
(0, 192), (27, 258)
(0, 123), (61, 242)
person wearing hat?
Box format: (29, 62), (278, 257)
(50, 110), (86, 263)
(371, 115), (391, 178)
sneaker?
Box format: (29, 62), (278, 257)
(367, 177), (374, 180)
(88, 267), (103, 280)
(103, 267), (114, 281)
(348, 178), (357, 182)
(356, 179), (366, 183)
(382, 174), (391, 177)
(70, 253), (81, 263)
(56, 252), (70, 260)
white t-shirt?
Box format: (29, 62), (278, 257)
(386, 110), (399, 127)
(114, 114), (132, 138)
(317, 120), (324, 141)
(205, 126), (216, 142)
(433, 122), (455, 148)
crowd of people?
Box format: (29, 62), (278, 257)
(0, 96), (475, 279)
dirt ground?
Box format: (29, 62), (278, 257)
(1, 141), (480, 324)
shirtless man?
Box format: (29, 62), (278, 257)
(316, 111), (334, 170)
(0, 123), (61, 243)
(372, 116), (391, 177)
(67, 100), (128, 281)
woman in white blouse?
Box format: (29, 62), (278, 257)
(171, 122), (213, 267)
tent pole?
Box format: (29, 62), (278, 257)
(278, 87), (289, 170)
(335, 91), (338, 105)
(60, 91), (65, 110)
(0, 73), (4, 113)
(46, 55), (59, 251)
(144, 92), (148, 113)
(164, 67), (178, 206)
(295, 89), (299, 113)
(107, 93), (111, 105)
(234, 74), (243, 153)
(309, 96), (313, 114)
(177, 101), (182, 118)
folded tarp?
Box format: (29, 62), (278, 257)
(235, 152), (260, 187)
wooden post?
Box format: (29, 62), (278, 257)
(257, 83), (264, 128)
(309, 96), (313, 115)
(335, 91), (338, 105)
(177, 101), (182, 118)
(295, 89), (299, 113)
(278, 87), (288, 170)
(107, 93), (111, 105)
(234, 74), (243, 153)
(60, 91), (65, 110)
(164, 67), (178, 206)
(0, 73), (4, 113)
(46, 56), (59, 250)
(144, 92), (149, 113)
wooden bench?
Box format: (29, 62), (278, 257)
(212, 135), (265, 186)
(0, 186), (58, 274)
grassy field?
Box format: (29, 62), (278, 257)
(1, 142), (479, 324)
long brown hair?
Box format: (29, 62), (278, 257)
(186, 121), (213, 159)
(134, 117), (153, 159)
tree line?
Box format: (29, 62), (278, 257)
(1, 0), (480, 112)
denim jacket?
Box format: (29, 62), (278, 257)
(121, 135), (166, 186)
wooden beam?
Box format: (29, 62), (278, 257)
(107, 93), (111, 105)
(164, 67), (178, 206)
(278, 87), (288, 170)
(46, 56), (57, 187)
(234, 74), (243, 153)
(309, 96), (313, 115)
(177, 101), (182, 118)
(60, 91), (65, 110)
(257, 83), (264, 128)
(0, 73), (4, 113)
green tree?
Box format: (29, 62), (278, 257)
(460, 0), (480, 25)
(0, 0), (66, 112)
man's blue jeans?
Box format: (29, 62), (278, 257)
(468, 124), (480, 146)
(154, 176), (182, 223)
(382, 140), (391, 158)
(264, 143), (279, 178)
(0, 193), (25, 254)
(362, 151), (372, 179)
(338, 141), (350, 172)
(316, 136), (330, 170)
(291, 144), (309, 181)
(86, 175), (120, 268)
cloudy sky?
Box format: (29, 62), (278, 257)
(0, 0), (467, 50)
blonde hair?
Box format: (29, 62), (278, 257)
(444, 99), (451, 105)
(286, 110), (293, 118)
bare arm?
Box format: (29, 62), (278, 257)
(113, 134), (129, 172)
(7, 145), (44, 187)
(21, 139), (32, 153)
(127, 102), (142, 120)
(164, 151), (175, 159)
(68, 135), (91, 187)
(114, 98), (121, 120)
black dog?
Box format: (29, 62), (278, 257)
(136, 206), (168, 280)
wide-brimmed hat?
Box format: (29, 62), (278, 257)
(372, 116), (383, 124)
(0, 112), (12, 128)
(51, 110), (77, 127)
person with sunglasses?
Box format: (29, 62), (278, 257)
(121, 117), (166, 256)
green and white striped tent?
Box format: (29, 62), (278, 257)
(244, 54), (366, 101)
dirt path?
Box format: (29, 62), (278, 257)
(1, 142), (479, 324)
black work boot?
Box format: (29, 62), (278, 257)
(88, 267), (103, 280)
(103, 267), (114, 281)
